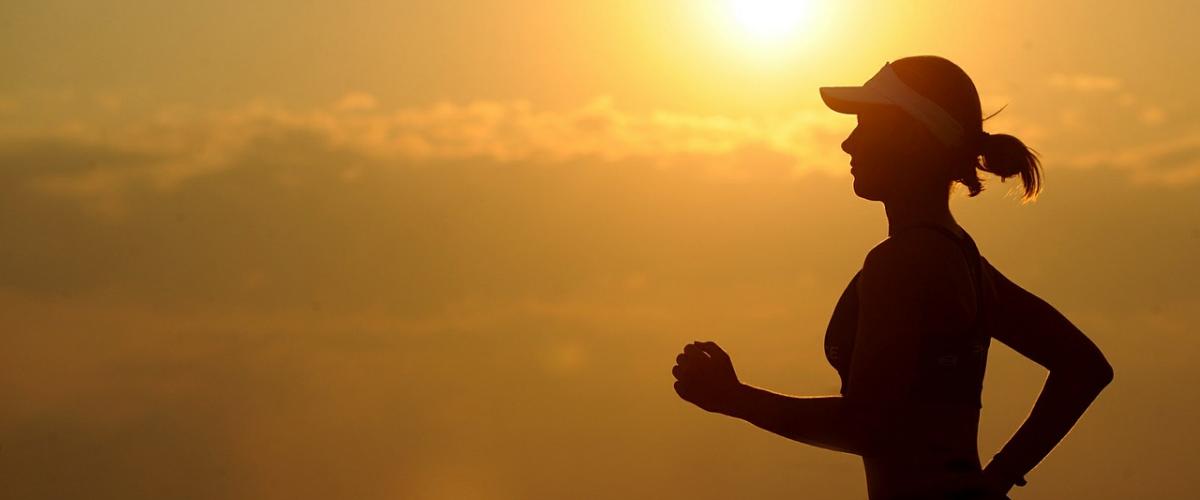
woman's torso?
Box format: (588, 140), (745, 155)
(823, 224), (999, 498)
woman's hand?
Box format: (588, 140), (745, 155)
(672, 341), (743, 416)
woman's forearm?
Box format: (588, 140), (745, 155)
(720, 383), (867, 456)
(985, 369), (1113, 485)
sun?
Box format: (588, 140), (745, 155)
(728, 0), (811, 42)
(704, 0), (829, 59)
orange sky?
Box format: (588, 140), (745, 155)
(1, 1), (1197, 499)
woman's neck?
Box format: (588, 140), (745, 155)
(883, 194), (960, 238)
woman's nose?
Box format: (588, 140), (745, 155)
(841, 126), (859, 155)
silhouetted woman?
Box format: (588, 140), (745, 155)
(671, 56), (1114, 499)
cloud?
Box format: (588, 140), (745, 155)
(1048, 73), (1123, 92)
(2, 92), (1197, 225)
(1139, 106), (1167, 126)
(333, 92), (379, 112)
(1063, 130), (1200, 186)
(0, 96), (853, 203)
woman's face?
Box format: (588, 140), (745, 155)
(841, 106), (943, 202)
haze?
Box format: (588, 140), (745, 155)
(1, 1), (1197, 499)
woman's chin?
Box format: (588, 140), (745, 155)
(852, 179), (885, 201)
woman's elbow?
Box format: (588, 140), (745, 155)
(1093, 358), (1115, 387)
(1086, 345), (1115, 387)
(1054, 357), (1113, 390)
(1062, 339), (1115, 388)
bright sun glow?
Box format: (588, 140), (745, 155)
(728, 0), (811, 42)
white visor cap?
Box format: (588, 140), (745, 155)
(820, 62), (966, 147)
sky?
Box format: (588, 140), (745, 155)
(1, 1), (1198, 499)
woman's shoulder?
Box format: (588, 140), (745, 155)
(864, 226), (969, 276)
(859, 227), (978, 320)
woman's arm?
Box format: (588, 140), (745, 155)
(724, 385), (865, 455)
(672, 342), (869, 455)
(980, 260), (1115, 488)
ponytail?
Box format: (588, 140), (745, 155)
(979, 132), (1042, 201)
(956, 131), (1043, 202)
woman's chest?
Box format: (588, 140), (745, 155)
(823, 271), (862, 390)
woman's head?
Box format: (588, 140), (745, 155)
(821, 56), (1042, 203)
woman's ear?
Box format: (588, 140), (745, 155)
(890, 118), (927, 157)
(905, 117), (946, 159)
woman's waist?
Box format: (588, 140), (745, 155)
(864, 451), (986, 499)
(862, 406), (984, 498)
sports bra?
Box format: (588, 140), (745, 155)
(823, 224), (994, 408)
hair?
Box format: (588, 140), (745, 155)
(891, 56), (1044, 202)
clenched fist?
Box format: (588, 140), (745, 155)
(672, 341), (743, 415)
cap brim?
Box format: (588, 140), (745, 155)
(819, 86), (892, 114)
